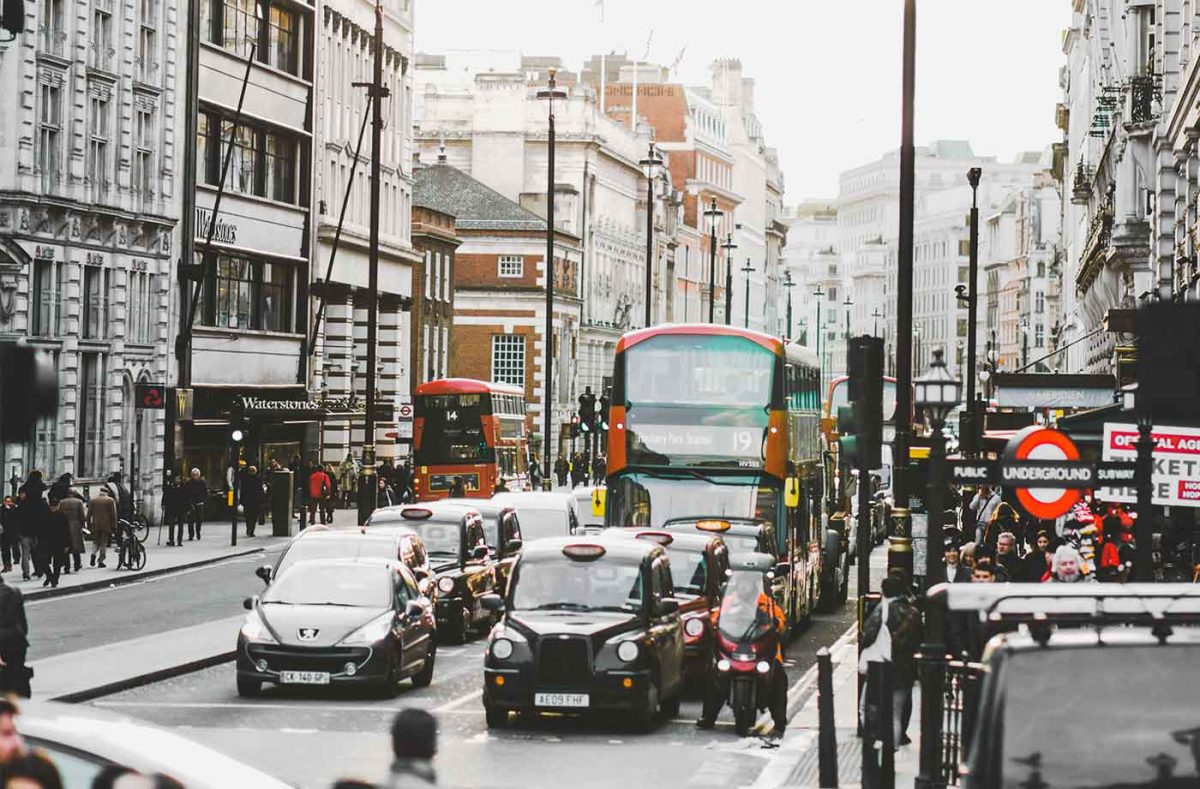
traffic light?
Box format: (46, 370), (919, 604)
(578, 388), (597, 432)
(843, 336), (884, 470)
(598, 391), (611, 431)
(570, 413), (581, 438)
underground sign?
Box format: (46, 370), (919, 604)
(1002, 426), (1084, 520)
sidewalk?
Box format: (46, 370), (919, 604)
(16, 521), (294, 601)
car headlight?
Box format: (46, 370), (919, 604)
(684, 617), (706, 638)
(716, 658), (731, 672)
(240, 610), (276, 643)
(491, 638), (514, 660)
(616, 640), (639, 663)
(340, 612), (395, 646)
(756, 661), (771, 674)
(437, 576), (456, 595)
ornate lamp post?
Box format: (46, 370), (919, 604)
(741, 258), (755, 329)
(813, 284), (825, 390)
(721, 233), (738, 325)
(871, 307), (882, 337)
(703, 199), (723, 323)
(639, 142), (664, 327)
(782, 270), (795, 339)
(536, 70), (567, 489)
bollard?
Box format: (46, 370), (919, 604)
(817, 647), (839, 788)
(879, 660), (895, 789)
(863, 661), (879, 789)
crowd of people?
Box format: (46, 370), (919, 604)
(552, 453), (606, 489)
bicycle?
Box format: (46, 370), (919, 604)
(114, 519), (147, 571)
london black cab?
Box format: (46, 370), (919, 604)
(391, 503), (497, 644)
(480, 537), (685, 732)
(601, 529), (730, 687)
(460, 498), (524, 595)
(236, 558), (437, 697)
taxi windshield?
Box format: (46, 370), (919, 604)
(511, 558), (643, 613)
(408, 519), (462, 559)
(717, 570), (772, 643)
(666, 549), (707, 597)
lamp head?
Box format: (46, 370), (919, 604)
(967, 167), (982, 189)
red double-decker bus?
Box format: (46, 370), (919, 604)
(603, 324), (846, 628)
(412, 379), (529, 500)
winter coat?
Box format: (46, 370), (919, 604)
(57, 497), (87, 553)
(860, 592), (923, 684)
(86, 495), (118, 544)
(184, 478), (208, 508)
(240, 474), (264, 509)
(307, 470), (331, 500)
(15, 494), (49, 543)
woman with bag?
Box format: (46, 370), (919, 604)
(858, 571), (922, 748)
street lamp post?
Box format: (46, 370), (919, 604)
(964, 167), (982, 457)
(741, 258), (755, 329)
(782, 271), (795, 339)
(704, 199), (722, 323)
(843, 295), (853, 372)
(913, 347), (961, 789)
(871, 307), (882, 337)
(537, 70), (567, 490)
(813, 284), (825, 388)
(640, 142), (664, 328)
(1021, 318), (1030, 370)
(722, 234), (738, 326)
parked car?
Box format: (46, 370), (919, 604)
(491, 491), (580, 541)
(237, 557), (437, 697)
(18, 700), (293, 788)
(256, 525), (433, 595)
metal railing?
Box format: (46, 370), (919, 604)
(917, 650), (984, 787)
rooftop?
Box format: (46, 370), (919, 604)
(413, 164), (547, 232)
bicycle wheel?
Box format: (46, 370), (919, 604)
(132, 515), (150, 543)
(128, 540), (146, 571)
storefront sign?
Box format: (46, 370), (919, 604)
(194, 191), (306, 260)
(195, 209), (238, 245)
(1098, 423), (1200, 508)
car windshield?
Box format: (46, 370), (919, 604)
(997, 645), (1200, 788)
(608, 471), (780, 531)
(263, 563), (389, 608)
(510, 507), (568, 541)
(666, 549), (707, 597)
(510, 558), (643, 613)
(408, 519), (462, 559)
(717, 570), (772, 643)
(277, 536), (395, 576)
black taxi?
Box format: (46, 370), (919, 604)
(391, 504), (497, 645)
(599, 529), (730, 686)
(660, 516), (777, 561)
(460, 498), (524, 596)
(480, 537), (685, 732)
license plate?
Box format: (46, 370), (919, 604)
(280, 671), (330, 685)
(534, 692), (589, 708)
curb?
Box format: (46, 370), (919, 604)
(24, 547), (268, 602)
(52, 651), (236, 704)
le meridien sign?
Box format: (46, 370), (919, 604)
(1098, 423), (1200, 509)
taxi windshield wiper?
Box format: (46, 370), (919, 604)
(530, 602), (592, 611)
(302, 601), (361, 607)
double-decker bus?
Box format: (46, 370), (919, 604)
(412, 379), (529, 500)
(603, 324), (846, 628)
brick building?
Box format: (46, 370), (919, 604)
(410, 196), (459, 390)
(413, 164), (581, 464)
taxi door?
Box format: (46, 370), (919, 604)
(649, 558), (683, 694)
(461, 516), (496, 625)
(395, 568), (431, 675)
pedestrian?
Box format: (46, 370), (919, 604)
(994, 531), (1021, 580)
(970, 485), (1001, 535)
(0, 497), (17, 574)
(943, 539), (971, 582)
(394, 461), (413, 504)
(592, 454), (605, 484)
(1021, 529), (1054, 582)
(338, 454), (358, 508)
(322, 464), (339, 523)
(240, 466), (264, 538)
(553, 456), (568, 488)
(46, 474), (72, 506)
(2, 750), (63, 788)
(102, 472), (133, 523)
(40, 501), (69, 588)
(161, 472), (184, 547)
(0, 576), (30, 699)
(307, 462), (332, 525)
(0, 698), (25, 763)
(1050, 544), (1091, 583)
(56, 494), (85, 574)
(858, 569), (922, 747)
(529, 456), (542, 490)
(970, 557), (998, 583)
(448, 477), (466, 499)
(384, 708), (438, 787)
(83, 488), (114, 572)
(376, 476), (396, 509)
(15, 475), (47, 582)
(184, 468), (207, 541)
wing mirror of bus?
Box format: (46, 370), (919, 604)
(255, 565), (273, 585)
(784, 479), (801, 509)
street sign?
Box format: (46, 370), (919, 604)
(947, 458), (1137, 489)
(135, 382), (166, 410)
(398, 402), (414, 420)
(949, 462), (995, 485)
(1002, 426), (1083, 520)
(1099, 423), (1200, 508)
(591, 487), (606, 517)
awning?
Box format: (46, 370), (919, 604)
(992, 372), (1116, 410)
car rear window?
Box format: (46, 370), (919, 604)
(998, 644), (1200, 788)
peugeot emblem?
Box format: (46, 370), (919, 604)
(298, 628), (320, 641)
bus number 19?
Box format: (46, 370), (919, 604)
(731, 430), (755, 454)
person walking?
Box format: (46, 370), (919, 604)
(338, 454), (359, 508)
(240, 467), (265, 538)
(859, 569), (922, 747)
(592, 454), (606, 485)
(56, 493), (85, 573)
(161, 471), (184, 547)
(554, 456), (568, 488)
(322, 464), (339, 523)
(394, 461), (413, 504)
(16, 474), (48, 582)
(529, 455), (542, 491)
(184, 468), (207, 541)
(86, 489), (117, 569)
(103, 472), (133, 523)
(307, 461), (332, 525)
(0, 576), (30, 697)
(0, 496), (17, 574)
(1021, 529), (1054, 582)
(384, 709), (438, 787)
(1050, 545), (1092, 583)
(943, 539), (971, 583)
(40, 500), (69, 588)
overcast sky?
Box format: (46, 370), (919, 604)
(414, 1), (1071, 202)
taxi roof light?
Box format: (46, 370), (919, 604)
(695, 519), (731, 533)
(634, 531), (673, 545)
(401, 508), (433, 520)
(562, 543), (607, 561)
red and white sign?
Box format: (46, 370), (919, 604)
(1003, 426), (1083, 520)
(398, 403), (414, 420)
(1098, 423), (1200, 508)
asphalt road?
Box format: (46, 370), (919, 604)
(27, 545), (286, 660)
(88, 607), (856, 789)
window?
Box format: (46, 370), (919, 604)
(1035, 324), (1045, 348)
(134, 107), (155, 203)
(137, 0), (158, 82)
(82, 265), (109, 340)
(423, 251), (431, 299)
(31, 258), (59, 337)
(1037, 261), (1046, 278)
(214, 256), (253, 329)
(38, 81), (62, 191)
(197, 111), (302, 204)
(827, 286), (837, 302)
(443, 254), (450, 301)
(260, 263), (293, 332)
(491, 334), (526, 388)
(223, 120), (258, 196)
(1035, 292), (1045, 314)
(128, 271), (156, 344)
(88, 92), (111, 194)
(202, 253), (295, 333)
(221, 0), (259, 59)
(498, 255), (524, 278)
(78, 352), (107, 478)
(267, 4), (296, 73)
(40, 0), (63, 55)
(265, 132), (295, 202)
(91, 6), (113, 70)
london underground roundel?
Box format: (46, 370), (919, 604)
(1003, 426), (1082, 520)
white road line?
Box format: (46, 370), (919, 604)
(431, 688), (482, 713)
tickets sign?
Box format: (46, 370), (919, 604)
(1099, 423), (1200, 508)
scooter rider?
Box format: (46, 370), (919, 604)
(695, 575), (789, 734)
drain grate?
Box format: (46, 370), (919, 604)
(785, 731), (862, 787)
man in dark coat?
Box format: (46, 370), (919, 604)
(0, 496), (17, 574)
(240, 466), (265, 538)
(161, 471), (184, 547)
(0, 573), (30, 697)
(184, 468), (207, 540)
(394, 462), (413, 504)
(16, 475), (48, 582)
(40, 501), (69, 588)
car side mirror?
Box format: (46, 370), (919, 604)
(255, 565), (273, 585)
(405, 600), (424, 620)
(774, 562), (791, 578)
(655, 597), (680, 617)
(472, 545), (488, 561)
(504, 538), (523, 555)
(243, 596), (257, 611)
(480, 593), (505, 613)
(412, 566), (429, 580)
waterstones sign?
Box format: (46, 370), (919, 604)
(196, 209), (238, 245)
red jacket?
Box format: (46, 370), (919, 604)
(307, 470), (331, 499)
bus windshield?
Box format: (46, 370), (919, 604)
(607, 471), (781, 531)
(415, 393), (495, 465)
